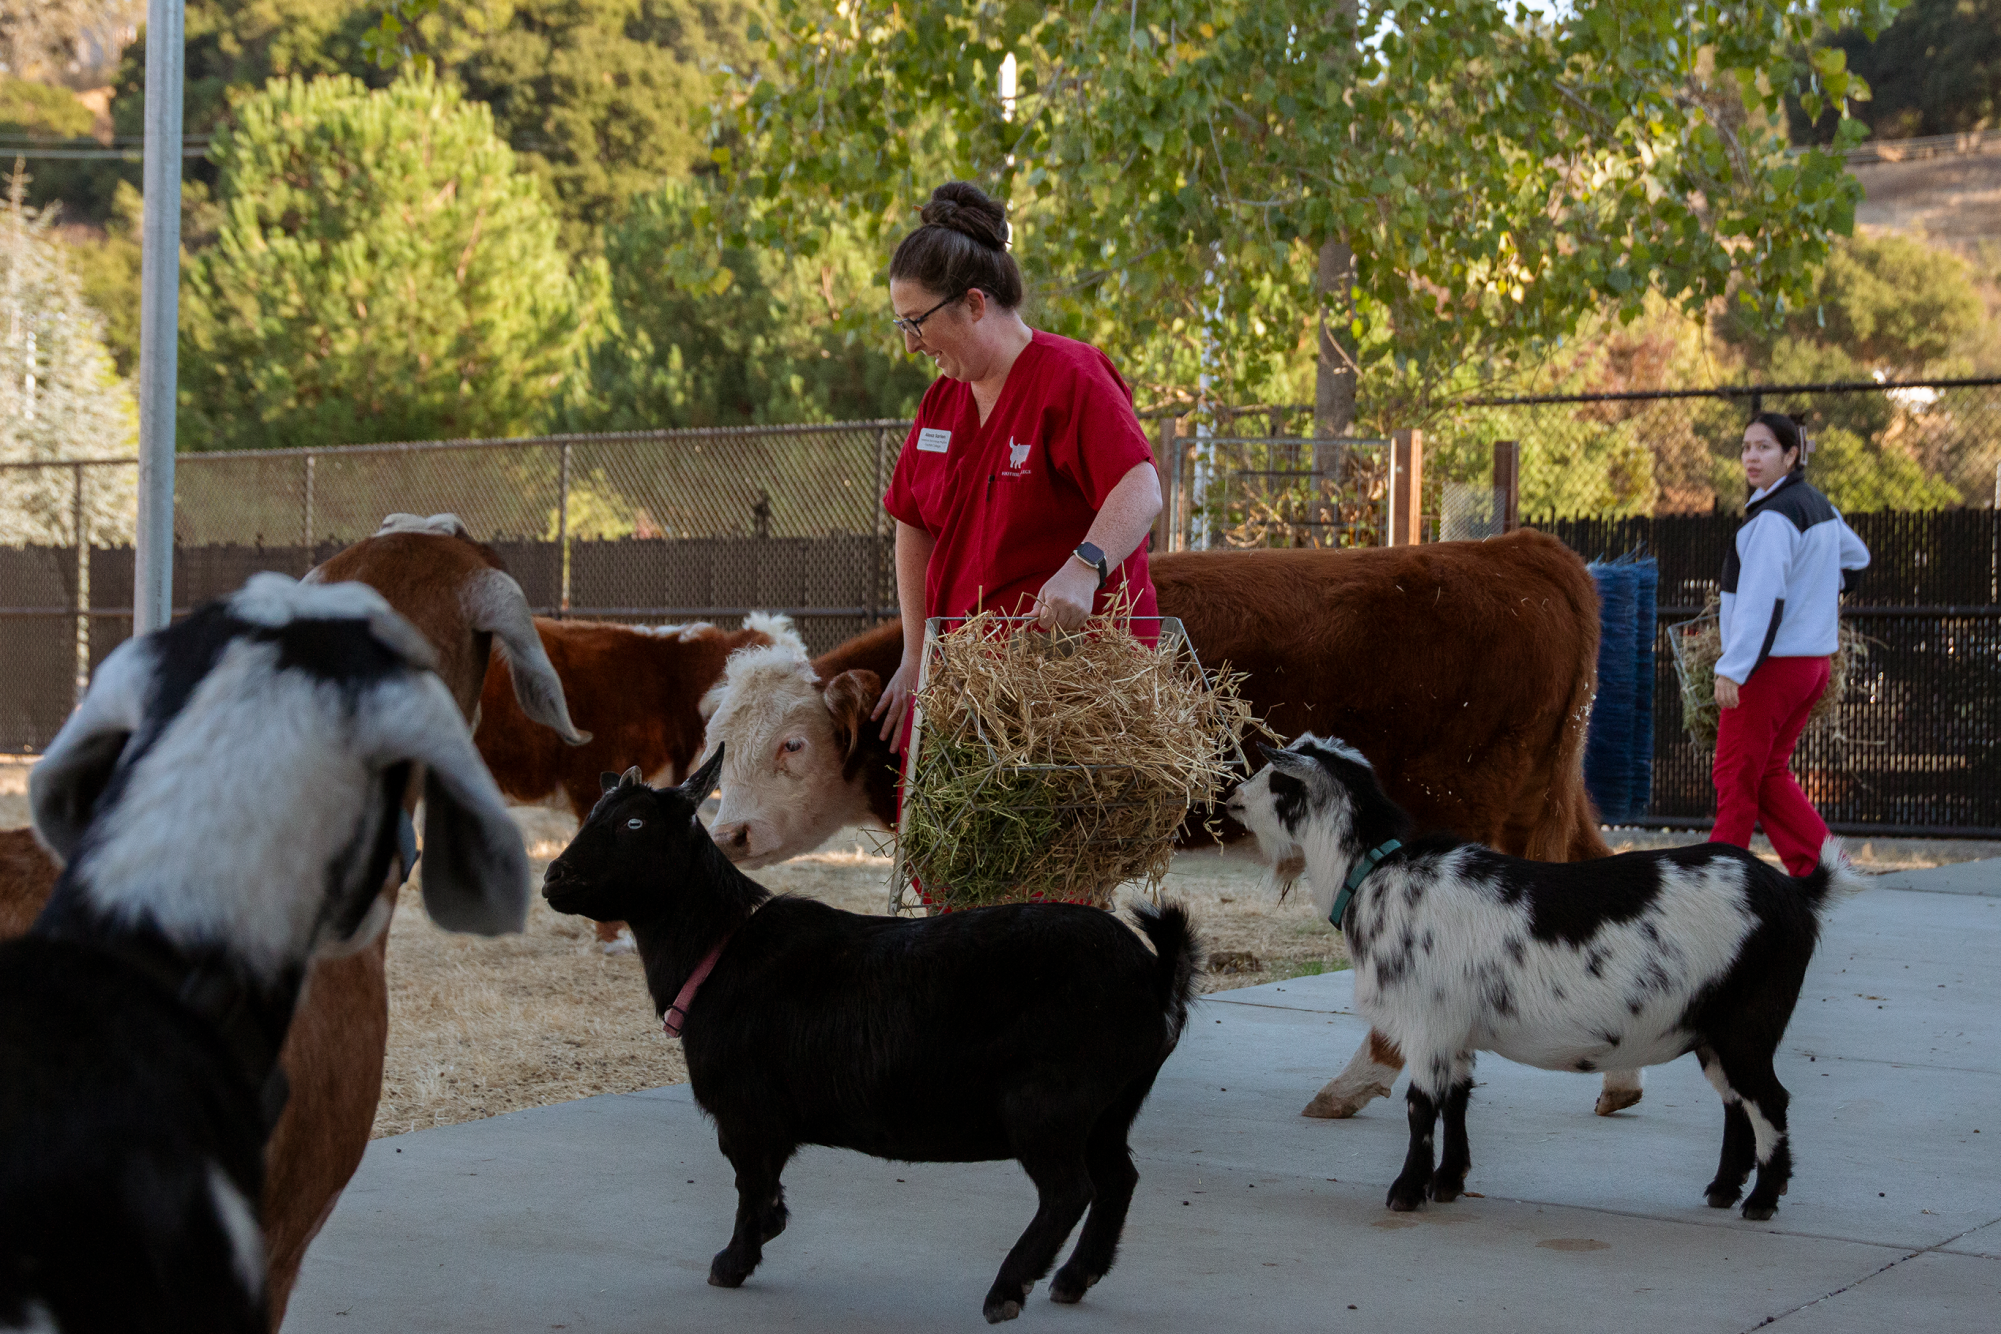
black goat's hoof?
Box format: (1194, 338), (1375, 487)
(1385, 1182), (1427, 1212)
(983, 1297), (1023, 1324)
(708, 1251), (754, 1288)
(1741, 1203), (1777, 1222)
(1430, 1172), (1466, 1204)
(1049, 1266), (1098, 1304)
(1704, 1182), (1742, 1209)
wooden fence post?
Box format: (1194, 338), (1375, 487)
(1153, 416), (1177, 553)
(1389, 429), (1424, 545)
(1493, 439), (1521, 533)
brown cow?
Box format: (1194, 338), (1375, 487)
(474, 613), (789, 945)
(702, 530), (1635, 1116)
(0, 513), (588, 1330)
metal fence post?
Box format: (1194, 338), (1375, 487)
(873, 428), (890, 622)
(302, 453), (315, 550)
(557, 440), (572, 614)
(71, 463), (88, 704)
(133, 0), (184, 635)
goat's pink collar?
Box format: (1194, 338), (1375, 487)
(662, 929), (736, 1038)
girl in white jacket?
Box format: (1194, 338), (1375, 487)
(1712, 412), (1870, 874)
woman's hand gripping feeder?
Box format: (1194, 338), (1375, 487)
(891, 605), (1262, 913)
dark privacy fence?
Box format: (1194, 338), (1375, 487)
(1547, 508), (2001, 837)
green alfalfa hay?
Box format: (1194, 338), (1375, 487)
(1668, 593), (1869, 749)
(896, 605), (1266, 911)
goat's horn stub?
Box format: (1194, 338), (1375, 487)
(620, 765), (644, 787)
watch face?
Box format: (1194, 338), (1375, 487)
(1077, 542), (1105, 567)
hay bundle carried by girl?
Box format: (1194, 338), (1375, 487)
(894, 606), (1261, 912)
(1669, 592), (1868, 748)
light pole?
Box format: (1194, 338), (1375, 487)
(133, 0), (184, 634)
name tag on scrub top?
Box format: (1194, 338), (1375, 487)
(916, 428), (952, 454)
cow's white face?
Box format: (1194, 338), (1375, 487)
(701, 644), (879, 867)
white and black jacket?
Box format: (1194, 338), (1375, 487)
(1718, 474), (1870, 685)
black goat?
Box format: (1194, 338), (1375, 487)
(543, 751), (1200, 1323)
(1, 575), (528, 1332)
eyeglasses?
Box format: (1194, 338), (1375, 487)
(889, 291), (963, 339)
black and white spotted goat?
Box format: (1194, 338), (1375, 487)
(1226, 735), (1862, 1220)
(1, 575), (528, 1333)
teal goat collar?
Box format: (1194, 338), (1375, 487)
(1330, 839), (1403, 930)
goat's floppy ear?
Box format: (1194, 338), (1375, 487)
(31, 637), (153, 862)
(463, 567), (592, 747)
(680, 745), (725, 802)
(362, 672), (529, 935)
(823, 670), (882, 763)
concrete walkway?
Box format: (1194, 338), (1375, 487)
(286, 863), (2001, 1333)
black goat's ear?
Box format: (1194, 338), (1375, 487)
(599, 771), (622, 795)
(681, 744), (725, 802)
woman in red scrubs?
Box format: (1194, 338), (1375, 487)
(871, 182), (1164, 745)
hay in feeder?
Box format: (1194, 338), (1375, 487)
(1668, 593), (1868, 749)
(896, 607), (1265, 911)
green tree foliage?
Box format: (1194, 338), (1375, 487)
(1808, 425), (1963, 510)
(0, 74), (117, 216)
(110, 0), (755, 241)
(1790, 236), (1984, 371)
(563, 178), (932, 428)
(720, 0), (1904, 419)
(422, 0), (759, 241)
(180, 71), (604, 451)
(0, 170), (137, 545)
(1796, 0), (2001, 142)
(63, 179), (142, 377)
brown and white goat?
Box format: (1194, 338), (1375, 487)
(0, 513), (587, 1328)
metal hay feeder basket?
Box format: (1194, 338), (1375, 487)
(888, 615), (1235, 915)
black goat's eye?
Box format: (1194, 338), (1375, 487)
(626, 817), (644, 830)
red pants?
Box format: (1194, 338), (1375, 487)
(1710, 655), (1831, 877)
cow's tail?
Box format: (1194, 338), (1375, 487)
(1797, 837), (1867, 918)
(1540, 565), (1612, 862)
(1132, 899), (1202, 1049)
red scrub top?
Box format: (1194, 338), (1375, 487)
(882, 330), (1159, 626)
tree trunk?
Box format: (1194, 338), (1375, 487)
(1314, 235), (1357, 517)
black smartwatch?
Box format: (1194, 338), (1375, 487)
(1072, 542), (1109, 590)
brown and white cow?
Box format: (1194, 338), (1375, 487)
(701, 529), (1636, 1117)
(474, 613), (792, 945)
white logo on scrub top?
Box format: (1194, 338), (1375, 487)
(1007, 438), (1030, 469)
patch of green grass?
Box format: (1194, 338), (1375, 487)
(1269, 959), (1350, 982)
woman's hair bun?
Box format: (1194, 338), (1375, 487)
(921, 181), (1010, 251)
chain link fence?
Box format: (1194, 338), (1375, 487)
(1425, 378), (2001, 520)
(3, 386), (1995, 834)
(0, 423), (903, 751)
